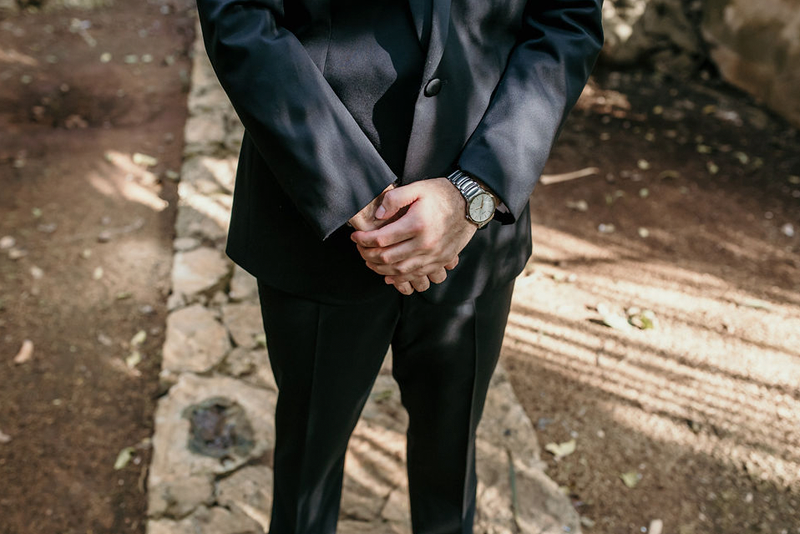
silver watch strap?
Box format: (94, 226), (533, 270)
(447, 170), (483, 203)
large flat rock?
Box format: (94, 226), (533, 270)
(163, 304), (231, 374)
(148, 374), (277, 522)
(171, 247), (230, 300)
(221, 302), (264, 349)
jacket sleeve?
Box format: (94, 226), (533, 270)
(457, 0), (604, 222)
(196, 0), (397, 240)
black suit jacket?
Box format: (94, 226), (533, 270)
(196, 0), (603, 303)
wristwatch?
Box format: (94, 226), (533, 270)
(447, 169), (497, 229)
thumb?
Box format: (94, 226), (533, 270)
(375, 183), (419, 220)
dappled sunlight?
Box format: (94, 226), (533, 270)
(507, 221), (800, 495)
(118, 179), (169, 212)
(345, 421), (408, 497)
(0, 47), (38, 66)
(85, 150), (168, 211)
(504, 313), (800, 490)
(87, 171), (168, 212)
(530, 225), (622, 263)
(178, 181), (233, 230)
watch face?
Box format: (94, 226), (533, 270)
(469, 192), (496, 223)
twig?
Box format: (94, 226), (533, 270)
(540, 167), (600, 185)
(507, 448), (522, 533)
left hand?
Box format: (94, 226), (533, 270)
(350, 178), (477, 285)
(387, 258), (459, 295)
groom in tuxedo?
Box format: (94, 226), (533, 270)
(196, 0), (603, 532)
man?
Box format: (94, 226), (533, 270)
(195, 0), (603, 532)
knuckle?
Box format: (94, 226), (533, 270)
(422, 238), (437, 253)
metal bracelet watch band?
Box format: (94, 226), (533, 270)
(446, 169), (497, 228)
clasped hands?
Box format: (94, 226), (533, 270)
(348, 178), (476, 295)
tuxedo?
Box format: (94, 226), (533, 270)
(196, 0), (602, 532)
(197, 0), (603, 303)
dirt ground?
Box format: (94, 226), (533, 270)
(0, 1), (194, 533)
(505, 70), (800, 533)
(0, 3), (799, 534)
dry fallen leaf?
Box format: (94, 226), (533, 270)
(126, 351), (142, 369)
(131, 330), (147, 347)
(620, 471), (642, 488)
(13, 339), (34, 365)
(114, 446), (136, 470)
(545, 439), (576, 460)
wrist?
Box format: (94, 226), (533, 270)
(446, 169), (497, 229)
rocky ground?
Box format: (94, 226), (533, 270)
(1, 2), (799, 534)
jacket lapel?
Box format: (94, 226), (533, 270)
(408, 0), (427, 43)
(422, 0), (451, 82)
(402, 0), (454, 181)
(408, 0), (451, 75)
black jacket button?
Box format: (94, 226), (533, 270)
(424, 78), (442, 97)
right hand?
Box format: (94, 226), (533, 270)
(349, 182), (459, 295)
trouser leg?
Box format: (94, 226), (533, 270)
(257, 282), (400, 534)
(391, 282), (515, 534)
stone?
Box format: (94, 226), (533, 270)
(224, 117), (245, 152)
(229, 265), (259, 302)
(359, 374), (407, 430)
(702, 0), (800, 128)
(148, 474), (214, 520)
(173, 237), (200, 252)
(601, 0), (703, 73)
(188, 54), (232, 114)
(338, 520), (408, 534)
(166, 292), (187, 312)
(340, 489), (384, 522)
(172, 247), (230, 299)
(148, 505), (263, 534)
(175, 185), (230, 242)
(477, 365), (542, 469)
(149, 375), (277, 522)
(220, 347), (276, 391)
(221, 303), (264, 349)
(0, 0), (19, 13)
(184, 111), (228, 156)
(210, 290), (229, 307)
(181, 155), (237, 195)
(380, 488), (410, 523)
(216, 465), (273, 532)
(163, 304), (231, 374)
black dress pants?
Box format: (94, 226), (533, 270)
(257, 279), (515, 534)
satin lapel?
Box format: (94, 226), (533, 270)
(422, 0), (452, 83)
(408, 0), (427, 43)
(401, 0), (454, 182)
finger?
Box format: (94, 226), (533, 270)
(410, 276), (430, 292)
(375, 183), (421, 220)
(444, 256), (459, 270)
(351, 213), (419, 249)
(366, 253), (432, 277)
(428, 267), (448, 284)
(356, 238), (422, 265)
(393, 281), (414, 295)
(383, 260), (451, 283)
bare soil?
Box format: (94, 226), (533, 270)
(0, 4), (798, 534)
(0, 2), (194, 533)
(504, 69), (800, 534)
